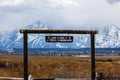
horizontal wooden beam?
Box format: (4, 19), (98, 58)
(20, 29), (98, 34)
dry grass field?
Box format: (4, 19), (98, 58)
(0, 56), (120, 78)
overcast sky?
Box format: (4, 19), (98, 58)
(0, 0), (120, 32)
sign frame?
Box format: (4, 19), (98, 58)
(20, 29), (98, 80)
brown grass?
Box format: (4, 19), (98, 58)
(0, 56), (120, 78)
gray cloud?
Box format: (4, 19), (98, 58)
(0, 0), (120, 32)
(106, 0), (120, 4)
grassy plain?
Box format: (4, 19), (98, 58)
(0, 56), (120, 78)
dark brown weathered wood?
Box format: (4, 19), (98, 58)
(20, 29), (98, 34)
(91, 33), (96, 80)
(23, 32), (28, 80)
(20, 29), (98, 80)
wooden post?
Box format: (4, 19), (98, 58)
(23, 32), (28, 80)
(91, 33), (96, 80)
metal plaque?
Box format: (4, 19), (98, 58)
(46, 36), (73, 42)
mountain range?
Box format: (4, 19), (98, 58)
(0, 20), (120, 49)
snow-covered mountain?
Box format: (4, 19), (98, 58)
(96, 26), (120, 48)
(0, 20), (120, 49)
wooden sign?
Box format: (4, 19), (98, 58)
(46, 36), (73, 42)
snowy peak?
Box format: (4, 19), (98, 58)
(0, 21), (120, 49)
(108, 26), (119, 36)
(96, 26), (120, 48)
(26, 20), (48, 29)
